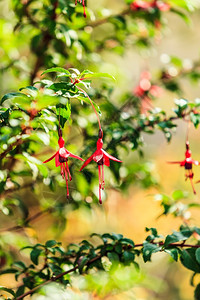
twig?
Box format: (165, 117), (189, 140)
(14, 240), (200, 299)
(15, 255), (101, 300)
(0, 208), (51, 233)
(86, 8), (129, 28)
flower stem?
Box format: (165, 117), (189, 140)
(77, 86), (101, 130)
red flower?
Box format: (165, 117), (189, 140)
(130, 0), (151, 11)
(154, 1), (170, 11)
(80, 129), (122, 204)
(168, 141), (199, 194)
(130, 0), (170, 12)
(75, 0), (86, 18)
(134, 71), (162, 113)
(43, 131), (84, 198)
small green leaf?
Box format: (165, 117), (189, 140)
(107, 252), (119, 262)
(165, 248), (178, 261)
(45, 240), (57, 248)
(0, 287), (15, 297)
(16, 285), (25, 298)
(1, 92), (30, 105)
(30, 248), (42, 265)
(81, 71), (115, 81)
(56, 102), (71, 128)
(165, 230), (192, 246)
(42, 67), (71, 76)
(194, 283), (200, 300)
(143, 242), (161, 262)
(181, 248), (200, 273)
(122, 251), (135, 265)
(195, 248), (200, 264)
(119, 238), (134, 247)
(13, 261), (26, 270)
(78, 256), (89, 273)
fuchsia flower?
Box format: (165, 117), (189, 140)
(134, 71), (162, 113)
(43, 129), (84, 197)
(168, 141), (199, 194)
(130, 0), (152, 10)
(130, 0), (170, 11)
(75, 0), (86, 18)
(80, 129), (122, 204)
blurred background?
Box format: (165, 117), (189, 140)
(1, 0), (200, 299)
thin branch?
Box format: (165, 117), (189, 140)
(0, 138), (23, 160)
(14, 240), (200, 299)
(0, 181), (37, 199)
(0, 209), (51, 233)
(15, 255), (101, 300)
(87, 8), (130, 28)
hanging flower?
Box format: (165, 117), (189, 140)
(168, 141), (199, 194)
(75, 0), (86, 18)
(43, 130), (84, 198)
(80, 129), (122, 204)
(134, 71), (162, 113)
(130, 0), (151, 11)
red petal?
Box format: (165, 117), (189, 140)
(192, 160), (199, 166)
(167, 161), (184, 165)
(79, 154), (94, 171)
(102, 149), (122, 162)
(43, 151), (57, 163)
(55, 153), (61, 167)
(104, 155), (110, 167)
(66, 150), (84, 161)
(59, 148), (70, 158)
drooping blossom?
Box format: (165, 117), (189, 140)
(134, 71), (162, 113)
(153, 0), (170, 12)
(168, 141), (199, 194)
(80, 129), (122, 204)
(130, 0), (152, 11)
(75, 0), (86, 18)
(130, 0), (170, 12)
(43, 129), (84, 197)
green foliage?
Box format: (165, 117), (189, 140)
(1, 0), (200, 299)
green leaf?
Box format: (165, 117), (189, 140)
(165, 248), (178, 261)
(16, 285), (25, 298)
(45, 240), (57, 248)
(56, 102), (71, 128)
(78, 256), (89, 273)
(0, 268), (18, 275)
(13, 261), (26, 270)
(143, 242), (161, 262)
(19, 86), (38, 98)
(80, 70), (115, 81)
(76, 95), (100, 114)
(195, 248), (200, 264)
(1, 92), (30, 105)
(194, 283), (200, 300)
(42, 67), (71, 76)
(181, 248), (200, 273)
(119, 238), (134, 247)
(165, 230), (192, 246)
(172, 190), (188, 201)
(0, 287), (15, 297)
(122, 251), (135, 265)
(30, 248), (42, 265)
(107, 251), (119, 262)
(0, 108), (10, 124)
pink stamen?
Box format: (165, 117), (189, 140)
(82, 0), (86, 18)
(101, 165), (105, 190)
(60, 164), (64, 179)
(66, 162), (72, 181)
(64, 164), (70, 198)
(98, 165), (102, 204)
